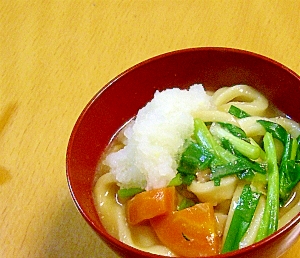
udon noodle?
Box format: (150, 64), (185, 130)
(93, 84), (300, 257)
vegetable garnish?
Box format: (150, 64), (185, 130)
(219, 138), (267, 175)
(258, 120), (300, 206)
(177, 197), (196, 211)
(228, 105), (250, 118)
(296, 135), (300, 161)
(168, 173), (183, 187)
(126, 186), (176, 225)
(255, 132), (279, 241)
(257, 120), (288, 144)
(150, 202), (220, 257)
(193, 118), (236, 186)
(176, 141), (214, 185)
(118, 187), (144, 198)
(218, 122), (248, 141)
(211, 158), (265, 181)
(176, 118), (268, 186)
(222, 184), (261, 253)
(194, 118), (236, 164)
(179, 141), (214, 171)
(210, 123), (260, 160)
(278, 134), (300, 205)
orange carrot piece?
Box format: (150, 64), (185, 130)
(150, 203), (220, 257)
(126, 186), (176, 225)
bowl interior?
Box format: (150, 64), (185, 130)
(67, 48), (300, 257)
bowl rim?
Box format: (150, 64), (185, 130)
(103, 46), (300, 92)
(67, 47), (300, 258)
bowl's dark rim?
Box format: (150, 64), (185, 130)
(99, 46), (300, 99)
(66, 47), (300, 258)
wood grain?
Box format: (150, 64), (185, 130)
(0, 1), (299, 257)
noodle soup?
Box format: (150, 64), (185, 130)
(93, 84), (300, 257)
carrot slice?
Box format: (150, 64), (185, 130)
(126, 186), (176, 225)
(150, 203), (220, 257)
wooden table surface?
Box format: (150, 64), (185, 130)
(0, 1), (299, 257)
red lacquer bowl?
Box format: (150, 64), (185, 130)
(66, 48), (300, 258)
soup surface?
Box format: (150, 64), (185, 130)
(93, 84), (300, 257)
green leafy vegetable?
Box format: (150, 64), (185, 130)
(257, 120), (288, 144)
(118, 187), (144, 198)
(210, 123), (260, 160)
(249, 138), (267, 160)
(193, 118), (237, 185)
(194, 118), (236, 164)
(211, 158), (266, 181)
(250, 172), (268, 194)
(222, 184), (261, 253)
(296, 135), (300, 161)
(177, 197), (196, 211)
(258, 120), (300, 205)
(237, 169), (255, 181)
(228, 105), (250, 118)
(176, 141), (214, 185)
(179, 142), (214, 171)
(278, 134), (300, 205)
(168, 173), (183, 187)
(219, 138), (267, 174)
(192, 119), (267, 185)
(255, 132), (279, 242)
(218, 122), (248, 141)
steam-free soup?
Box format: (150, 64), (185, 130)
(93, 84), (300, 257)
